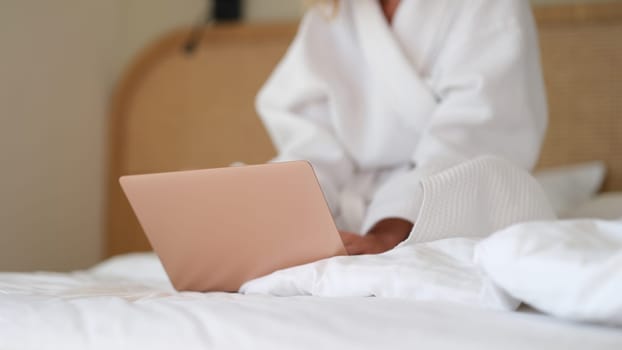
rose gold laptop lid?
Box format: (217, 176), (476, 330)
(119, 161), (347, 292)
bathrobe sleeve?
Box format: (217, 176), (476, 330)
(362, 1), (548, 233)
(256, 12), (355, 214)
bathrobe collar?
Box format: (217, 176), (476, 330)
(350, 0), (437, 117)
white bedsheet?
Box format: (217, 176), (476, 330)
(1, 253), (621, 350)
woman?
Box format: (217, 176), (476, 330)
(256, 0), (547, 255)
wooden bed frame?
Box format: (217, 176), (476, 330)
(105, 2), (622, 257)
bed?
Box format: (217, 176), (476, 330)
(2, 2), (622, 349)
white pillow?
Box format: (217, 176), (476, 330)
(533, 161), (606, 215)
(561, 192), (622, 220)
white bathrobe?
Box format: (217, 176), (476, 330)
(256, 0), (547, 234)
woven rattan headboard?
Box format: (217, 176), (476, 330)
(106, 3), (622, 257)
(536, 3), (622, 190)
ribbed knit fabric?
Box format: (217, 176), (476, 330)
(407, 156), (556, 244)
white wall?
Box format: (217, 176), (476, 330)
(0, 0), (120, 271)
(119, 0), (205, 75)
(0, 0), (208, 272)
(119, 1), (303, 67)
(246, 0), (304, 21)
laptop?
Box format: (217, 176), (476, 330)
(119, 161), (347, 292)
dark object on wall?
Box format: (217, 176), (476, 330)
(183, 0), (243, 54)
(214, 0), (242, 21)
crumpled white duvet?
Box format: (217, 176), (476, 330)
(477, 219), (622, 326)
(242, 157), (622, 326)
(242, 238), (518, 310)
(242, 219), (622, 326)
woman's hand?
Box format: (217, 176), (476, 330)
(339, 218), (413, 255)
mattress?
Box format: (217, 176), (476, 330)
(1, 253), (621, 350)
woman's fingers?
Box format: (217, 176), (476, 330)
(339, 231), (398, 255)
(339, 231), (372, 255)
(339, 231), (359, 244)
(339, 231), (361, 254)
